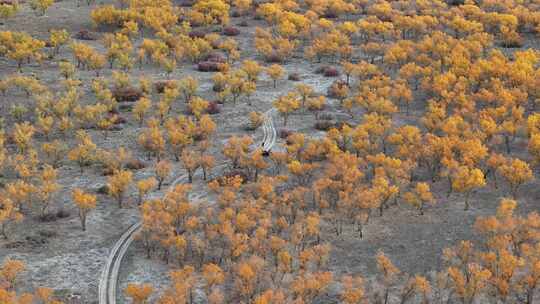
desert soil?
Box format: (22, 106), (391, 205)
(1, 1), (540, 303)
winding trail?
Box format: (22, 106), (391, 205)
(262, 109), (277, 152)
(98, 109), (276, 304)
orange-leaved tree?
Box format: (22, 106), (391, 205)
(72, 188), (97, 231)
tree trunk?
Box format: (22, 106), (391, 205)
(80, 212), (87, 231)
(41, 203), (48, 219)
(1, 224), (7, 239)
(505, 135), (511, 154)
(527, 290), (534, 304)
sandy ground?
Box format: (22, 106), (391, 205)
(1, 1), (540, 303)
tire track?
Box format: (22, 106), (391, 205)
(98, 108), (276, 304)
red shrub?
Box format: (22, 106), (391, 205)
(266, 53), (284, 63)
(113, 86), (143, 102)
(206, 101), (221, 114)
(179, 0), (195, 6)
(288, 73), (301, 81)
(189, 30), (206, 39)
(316, 66), (340, 77)
(223, 26), (240, 36)
(75, 29), (97, 41)
(323, 67), (340, 77)
(126, 159), (146, 170)
(198, 61), (221, 72)
(323, 11), (338, 19)
(204, 53), (226, 63)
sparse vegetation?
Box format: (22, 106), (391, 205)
(2, 0), (540, 303)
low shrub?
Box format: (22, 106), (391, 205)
(126, 159), (146, 170)
(265, 53), (284, 63)
(192, 133), (205, 142)
(279, 129), (293, 139)
(39, 213), (58, 222)
(75, 29), (97, 41)
(118, 104), (133, 112)
(102, 167), (115, 176)
(56, 209), (71, 219)
(446, 0), (465, 5)
(109, 125), (123, 132)
(112, 86), (143, 102)
(179, 0), (195, 6)
(39, 230), (58, 238)
(198, 61), (221, 72)
(38, 210), (70, 223)
(189, 30), (206, 39)
(319, 112), (335, 121)
(314, 120), (335, 131)
(204, 53), (226, 63)
(223, 26), (240, 36)
(315, 66), (341, 77)
(213, 83), (225, 92)
(25, 235), (48, 246)
(288, 73), (301, 81)
(323, 11), (338, 19)
(112, 115), (127, 124)
(206, 101), (221, 114)
(323, 67), (340, 77)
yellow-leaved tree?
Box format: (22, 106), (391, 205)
(72, 188), (97, 231)
(68, 130), (97, 173)
(403, 182), (435, 215)
(497, 158), (534, 198)
(274, 92), (300, 126)
(30, 0), (54, 16)
(125, 283), (154, 304)
(0, 198), (23, 239)
(107, 169), (133, 208)
(266, 64), (285, 88)
(451, 166), (486, 210)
